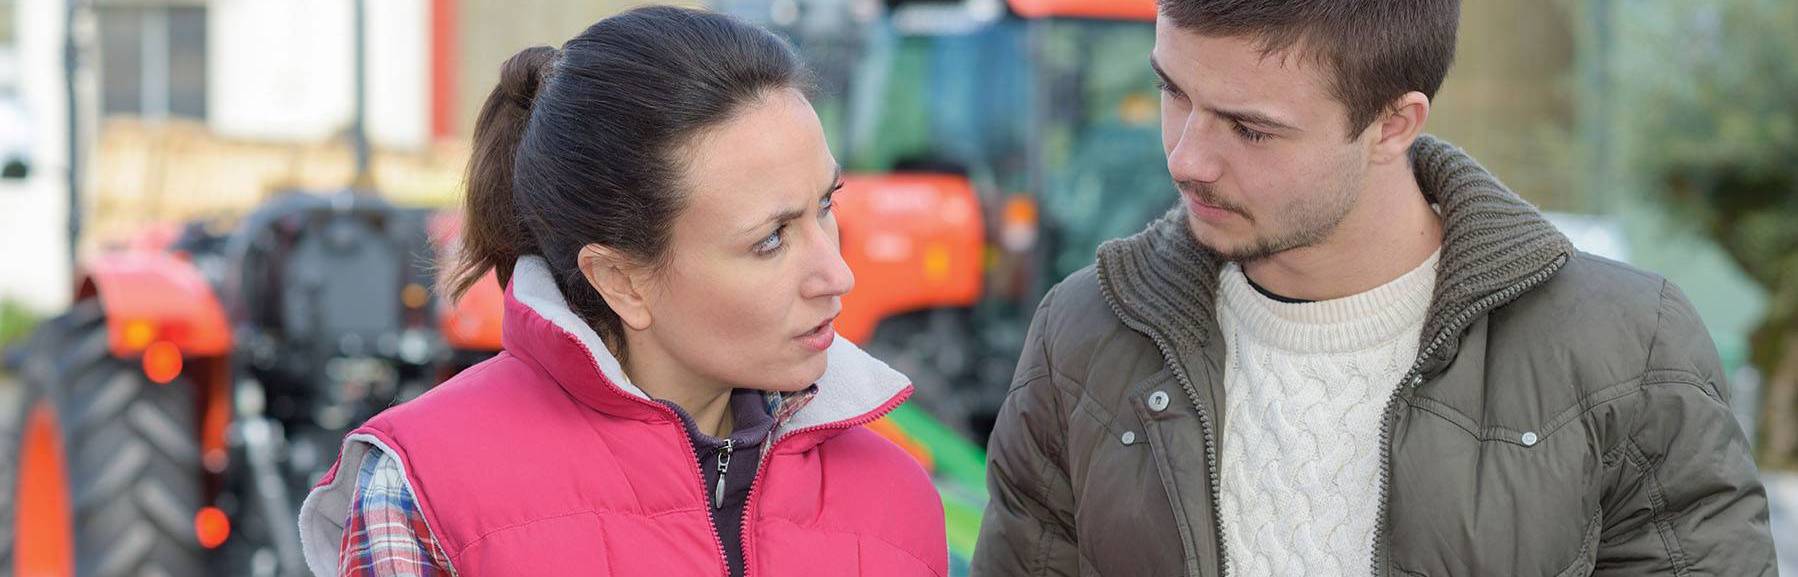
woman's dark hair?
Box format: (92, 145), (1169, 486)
(450, 5), (809, 349)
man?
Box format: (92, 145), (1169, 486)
(972, 1), (1777, 575)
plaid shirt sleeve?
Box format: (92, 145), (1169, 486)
(338, 448), (453, 577)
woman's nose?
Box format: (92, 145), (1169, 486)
(801, 225), (855, 299)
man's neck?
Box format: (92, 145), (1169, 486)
(1242, 167), (1443, 302)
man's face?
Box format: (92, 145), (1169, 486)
(1152, 19), (1377, 262)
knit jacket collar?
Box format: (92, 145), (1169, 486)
(1096, 134), (1574, 381)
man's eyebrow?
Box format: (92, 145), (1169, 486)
(1209, 105), (1300, 133)
(1149, 55), (1178, 91)
(1150, 53), (1302, 134)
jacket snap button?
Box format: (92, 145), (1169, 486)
(1521, 432), (1539, 446)
(1121, 431), (1137, 445)
(1148, 391), (1170, 412)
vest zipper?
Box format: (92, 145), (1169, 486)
(714, 439), (734, 510)
(665, 422), (731, 577)
(736, 393), (911, 577)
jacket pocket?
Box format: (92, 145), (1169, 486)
(857, 536), (937, 577)
(1061, 370), (1192, 576)
(456, 512), (616, 576)
(1386, 401), (1604, 577)
(1552, 508), (1603, 577)
(1389, 507), (1601, 577)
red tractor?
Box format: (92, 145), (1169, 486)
(2, 190), (507, 577)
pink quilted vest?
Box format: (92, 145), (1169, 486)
(299, 257), (947, 576)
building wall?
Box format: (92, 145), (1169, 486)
(0, 0), (74, 312)
(1430, 0), (1581, 213)
(208, 0), (428, 149)
(450, 0), (698, 138)
(77, 0), (692, 254)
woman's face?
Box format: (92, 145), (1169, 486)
(627, 88), (852, 394)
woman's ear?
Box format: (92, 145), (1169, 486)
(579, 244), (654, 331)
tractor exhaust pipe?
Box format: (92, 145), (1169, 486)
(350, 0), (373, 192)
(242, 415), (309, 577)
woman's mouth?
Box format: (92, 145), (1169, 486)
(796, 317), (837, 352)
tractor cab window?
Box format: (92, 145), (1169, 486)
(1033, 18), (1168, 281)
(840, 19), (1033, 187)
(834, 16), (1167, 282)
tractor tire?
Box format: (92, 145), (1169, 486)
(0, 338), (36, 576)
(8, 300), (205, 577)
(1, 297), (96, 577)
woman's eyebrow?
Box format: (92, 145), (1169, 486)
(739, 165), (843, 237)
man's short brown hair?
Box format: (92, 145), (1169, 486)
(1158, 0), (1460, 136)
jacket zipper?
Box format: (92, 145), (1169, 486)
(714, 439), (734, 510)
(669, 420), (734, 577)
(1098, 287), (1231, 577)
(1366, 253), (1567, 576)
(735, 393), (910, 577)
(1159, 338), (1230, 577)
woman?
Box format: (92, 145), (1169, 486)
(297, 6), (947, 576)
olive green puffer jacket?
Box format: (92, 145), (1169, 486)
(973, 135), (1775, 576)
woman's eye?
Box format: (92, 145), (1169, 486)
(754, 226), (785, 255)
(821, 181), (843, 215)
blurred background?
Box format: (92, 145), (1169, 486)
(0, 0), (1793, 575)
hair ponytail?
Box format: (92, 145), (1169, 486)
(450, 45), (558, 299)
(449, 6), (807, 353)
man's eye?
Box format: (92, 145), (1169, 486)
(1154, 79), (1182, 98)
(1234, 122), (1270, 143)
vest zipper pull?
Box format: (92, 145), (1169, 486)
(714, 439), (733, 510)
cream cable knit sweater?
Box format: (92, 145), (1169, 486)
(1216, 250), (1440, 576)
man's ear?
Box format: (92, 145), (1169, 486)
(1370, 91), (1431, 165)
(579, 244), (654, 331)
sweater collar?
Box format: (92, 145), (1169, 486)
(1217, 249), (1438, 354)
(1097, 134), (1573, 379)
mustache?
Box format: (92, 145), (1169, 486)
(1176, 180), (1252, 220)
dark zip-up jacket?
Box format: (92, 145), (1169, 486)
(972, 135), (1776, 576)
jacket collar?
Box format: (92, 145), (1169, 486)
(1097, 134), (1574, 379)
(501, 256), (912, 443)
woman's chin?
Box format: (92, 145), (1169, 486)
(759, 356), (828, 393)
